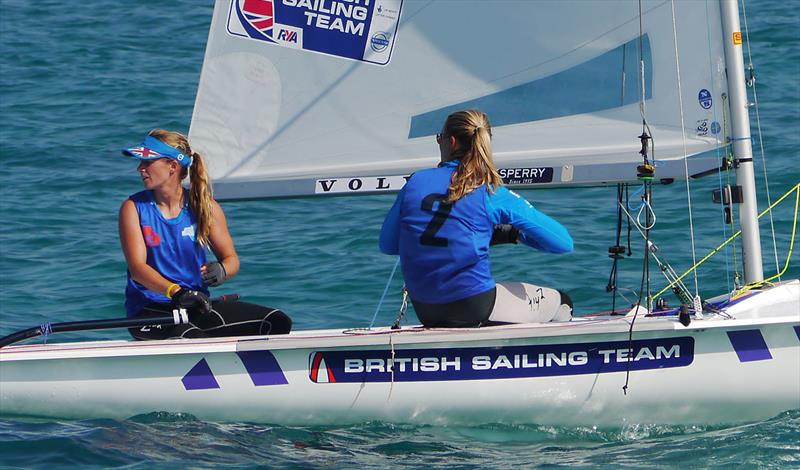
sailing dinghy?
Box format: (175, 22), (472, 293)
(1, 0), (798, 426)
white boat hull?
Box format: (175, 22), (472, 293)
(2, 282), (798, 426)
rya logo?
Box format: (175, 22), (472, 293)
(277, 29), (297, 43)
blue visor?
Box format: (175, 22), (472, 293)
(122, 136), (192, 167)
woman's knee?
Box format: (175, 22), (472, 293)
(491, 282), (572, 323)
(259, 309), (292, 335)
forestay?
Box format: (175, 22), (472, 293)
(189, 0), (730, 200)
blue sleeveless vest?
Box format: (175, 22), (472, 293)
(398, 162), (494, 304)
(124, 190), (208, 316)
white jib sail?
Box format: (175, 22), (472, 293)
(189, 0), (730, 200)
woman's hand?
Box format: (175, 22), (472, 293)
(490, 224), (520, 246)
(171, 288), (212, 316)
(207, 200), (240, 279)
(201, 261), (227, 287)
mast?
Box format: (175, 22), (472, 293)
(720, 0), (763, 283)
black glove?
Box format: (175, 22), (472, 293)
(202, 261), (227, 287)
(490, 224), (520, 246)
(171, 288), (212, 316)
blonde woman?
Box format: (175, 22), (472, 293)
(379, 110), (574, 327)
(119, 129), (290, 339)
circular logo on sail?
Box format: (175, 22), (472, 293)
(698, 89), (713, 109)
(370, 32), (390, 52)
(710, 121), (721, 134)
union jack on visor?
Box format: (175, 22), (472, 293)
(122, 136), (192, 167)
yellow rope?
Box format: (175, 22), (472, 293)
(737, 182), (800, 293)
(654, 182), (800, 300)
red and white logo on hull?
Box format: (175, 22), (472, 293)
(309, 352), (336, 383)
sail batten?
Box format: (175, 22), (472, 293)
(190, 0), (729, 200)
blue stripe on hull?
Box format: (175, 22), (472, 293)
(237, 350), (288, 386)
(727, 329), (773, 362)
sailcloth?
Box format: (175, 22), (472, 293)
(189, 0), (730, 200)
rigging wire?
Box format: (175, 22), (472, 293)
(669, 0), (700, 296)
(740, 0), (781, 279)
(369, 257), (401, 329)
(621, 203), (695, 305)
(703, 0), (734, 293)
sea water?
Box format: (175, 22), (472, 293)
(0, 0), (798, 467)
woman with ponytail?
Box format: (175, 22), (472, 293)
(380, 110), (574, 327)
(119, 129), (291, 339)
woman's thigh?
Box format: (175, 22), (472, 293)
(129, 301), (292, 339)
(199, 300), (292, 336)
(487, 282), (572, 324)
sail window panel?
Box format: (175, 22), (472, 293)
(408, 36), (653, 139)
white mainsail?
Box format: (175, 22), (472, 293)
(190, 0), (730, 200)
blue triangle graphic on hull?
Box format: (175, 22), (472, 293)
(182, 358), (220, 390)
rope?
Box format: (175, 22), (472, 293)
(624, 0), (650, 395)
(623, 187), (651, 395)
(391, 288), (409, 329)
(626, 184), (646, 211)
(624, 0), (662, 394)
(387, 334), (396, 401)
(636, 0), (655, 164)
(636, 196), (656, 230)
(627, 185), (655, 230)
(669, 0), (699, 297)
(40, 322), (52, 344)
(607, 185), (625, 313)
(369, 258), (401, 329)
(654, 182), (800, 300)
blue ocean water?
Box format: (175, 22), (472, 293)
(0, 0), (798, 467)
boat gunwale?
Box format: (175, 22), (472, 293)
(2, 312), (797, 362)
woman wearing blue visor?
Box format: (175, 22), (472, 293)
(119, 129), (291, 339)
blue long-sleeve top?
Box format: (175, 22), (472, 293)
(379, 160), (572, 304)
